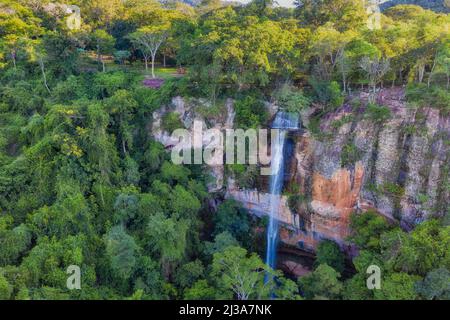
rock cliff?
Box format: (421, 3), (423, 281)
(151, 89), (450, 252)
(229, 88), (450, 251)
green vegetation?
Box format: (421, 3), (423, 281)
(341, 212), (450, 300)
(406, 84), (450, 114)
(315, 240), (346, 274)
(234, 96), (268, 129)
(161, 112), (183, 133)
(341, 142), (361, 167)
(331, 115), (354, 130)
(364, 103), (392, 123)
(274, 84), (311, 113)
(0, 0), (448, 301)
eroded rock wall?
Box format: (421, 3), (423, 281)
(228, 88), (449, 251)
(151, 96), (235, 191)
(285, 88), (450, 250)
(150, 90), (450, 252)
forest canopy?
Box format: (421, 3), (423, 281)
(0, 0), (449, 300)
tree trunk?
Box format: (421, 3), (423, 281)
(163, 54), (166, 68)
(101, 57), (105, 72)
(39, 57), (51, 94)
(122, 138), (126, 155)
(97, 46), (101, 70)
(151, 54), (156, 78)
(11, 50), (16, 70)
(427, 54), (437, 88)
(144, 55), (148, 71)
(418, 64), (425, 83)
(341, 69), (346, 93)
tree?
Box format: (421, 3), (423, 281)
(0, 272), (12, 300)
(128, 25), (170, 77)
(348, 211), (392, 252)
(34, 42), (51, 94)
(184, 279), (216, 300)
(0, 218), (32, 266)
(180, 7), (297, 93)
(113, 50), (131, 65)
(113, 191), (139, 224)
(273, 83), (311, 113)
(91, 29), (115, 72)
(105, 225), (139, 280)
(374, 272), (420, 300)
(343, 274), (373, 300)
(295, 0), (367, 31)
(75, 0), (125, 28)
(175, 260), (205, 289)
(381, 220), (450, 276)
(213, 200), (251, 244)
(145, 212), (189, 279)
(315, 240), (346, 273)
(40, 31), (80, 79)
(298, 264), (343, 300)
(310, 25), (356, 82)
(0, 1), (42, 69)
(415, 268), (450, 300)
(104, 89), (138, 154)
(169, 184), (201, 220)
(345, 39), (381, 88)
(359, 56), (390, 101)
(211, 246), (270, 300)
(430, 37), (450, 89)
(204, 232), (239, 256)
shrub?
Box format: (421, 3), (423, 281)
(113, 50), (131, 65)
(93, 71), (129, 98)
(227, 164), (258, 189)
(309, 79), (344, 112)
(274, 84), (311, 113)
(341, 142), (361, 166)
(234, 96), (268, 129)
(52, 75), (89, 103)
(315, 240), (346, 274)
(287, 191), (307, 214)
(331, 115), (354, 130)
(364, 103), (391, 123)
(406, 84), (450, 115)
(162, 112), (183, 133)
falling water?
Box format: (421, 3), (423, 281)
(265, 112), (299, 273)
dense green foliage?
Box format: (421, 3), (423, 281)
(0, 0), (448, 300)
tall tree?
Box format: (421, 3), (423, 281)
(91, 29), (115, 72)
(128, 25), (169, 77)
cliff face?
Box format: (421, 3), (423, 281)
(151, 96), (235, 191)
(283, 88), (450, 251)
(226, 88), (449, 252)
(151, 89), (450, 252)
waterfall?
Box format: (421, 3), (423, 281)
(265, 112), (299, 273)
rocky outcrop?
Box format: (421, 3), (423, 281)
(229, 88), (450, 251)
(151, 96), (235, 191)
(226, 178), (296, 225)
(151, 89), (449, 252)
